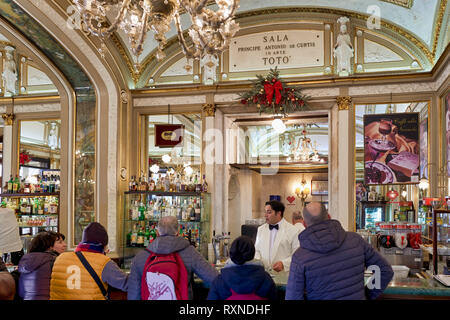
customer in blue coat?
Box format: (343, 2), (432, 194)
(18, 231), (66, 300)
(286, 202), (393, 300)
(207, 236), (277, 300)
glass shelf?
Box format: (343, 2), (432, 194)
(0, 192), (60, 197)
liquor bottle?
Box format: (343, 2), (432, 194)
(138, 201), (146, 221)
(176, 174), (181, 192)
(13, 176), (20, 193)
(130, 224), (138, 247)
(195, 175), (201, 193)
(156, 176), (162, 192)
(55, 176), (60, 192)
(201, 174), (208, 192)
(149, 225), (157, 243)
(128, 176), (133, 191)
(194, 199), (201, 222)
(38, 198), (44, 215)
(164, 175), (170, 193)
(137, 227), (145, 247)
(126, 229), (132, 247)
(1, 198), (6, 208)
(149, 175), (155, 191)
(7, 175), (13, 193)
(138, 176), (142, 191)
(144, 225), (150, 247)
(177, 198), (183, 221)
(189, 198), (196, 222)
(42, 176), (48, 193)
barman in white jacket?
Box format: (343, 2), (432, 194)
(254, 200), (300, 272)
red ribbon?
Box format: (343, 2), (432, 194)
(264, 80), (283, 104)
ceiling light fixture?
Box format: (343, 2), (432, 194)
(74, 0), (240, 62)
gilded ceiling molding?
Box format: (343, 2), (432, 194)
(1, 112), (15, 125)
(336, 96), (352, 110)
(431, 0), (448, 57)
(235, 8), (433, 63)
(380, 0), (413, 9)
(202, 103), (216, 117)
(134, 7), (433, 86)
(110, 33), (140, 84)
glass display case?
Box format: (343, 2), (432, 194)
(121, 191), (211, 269)
(0, 192), (60, 253)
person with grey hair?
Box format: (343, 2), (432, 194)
(286, 202), (393, 300)
(128, 216), (218, 300)
(291, 211), (305, 234)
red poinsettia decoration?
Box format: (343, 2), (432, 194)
(238, 67), (310, 117)
(19, 151), (32, 165)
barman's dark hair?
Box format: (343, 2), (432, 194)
(265, 200), (285, 217)
(29, 231), (58, 253)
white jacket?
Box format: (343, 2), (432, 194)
(254, 218), (300, 272)
(0, 208), (23, 254)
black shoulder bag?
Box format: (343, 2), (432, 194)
(75, 251), (110, 300)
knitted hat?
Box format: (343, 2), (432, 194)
(229, 235), (255, 265)
(81, 222), (108, 247)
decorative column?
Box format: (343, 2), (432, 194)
(336, 95), (355, 231)
(1, 112), (15, 182)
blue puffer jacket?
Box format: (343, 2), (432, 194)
(285, 219), (393, 300)
(207, 261), (277, 300)
(18, 250), (59, 300)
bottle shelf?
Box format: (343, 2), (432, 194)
(19, 225), (57, 228)
(124, 219), (205, 223)
(0, 192), (60, 197)
(125, 191), (207, 196)
(16, 214), (59, 217)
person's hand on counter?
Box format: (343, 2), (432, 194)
(272, 261), (284, 272)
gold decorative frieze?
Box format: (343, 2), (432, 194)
(202, 103), (216, 117)
(2, 113), (15, 125)
(336, 96), (352, 110)
(380, 0), (413, 9)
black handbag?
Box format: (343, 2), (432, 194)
(75, 251), (110, 300)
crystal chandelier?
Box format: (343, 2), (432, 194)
(74, 0), (240, 61)
(283, 127), (323, 163)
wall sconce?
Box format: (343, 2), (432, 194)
(295, 179), (310, 205)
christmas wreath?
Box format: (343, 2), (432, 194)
(239, 67), (310, 117)
(19, 151), (32, 165)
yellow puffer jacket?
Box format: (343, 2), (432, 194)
(50, 251), (111, 300)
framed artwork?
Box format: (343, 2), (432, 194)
(311, 180), (328, 196)
(154, 124), (184, 147)
(364, 113), (420, 185)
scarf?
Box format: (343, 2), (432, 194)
(75, 242), (105, 254)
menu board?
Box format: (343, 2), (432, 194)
(364, 113), (419, 185)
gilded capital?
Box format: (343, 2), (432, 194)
(2, 113), (15, 125)
(336, 96), (352, 110)
(202, 103), (216, 117)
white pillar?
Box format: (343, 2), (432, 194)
(336, 96), (355, 231)
(2, 120), (13, 183)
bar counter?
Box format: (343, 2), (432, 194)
(113, 268), (450, 300)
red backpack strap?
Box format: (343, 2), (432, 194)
(173, 252), (189, 300)
(141, 249), (156, 300)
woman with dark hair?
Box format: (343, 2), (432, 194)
(18, 231), (66, 300)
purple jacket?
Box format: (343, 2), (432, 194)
(286, 220), (393, 300)
(18, 250), (59, 300)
